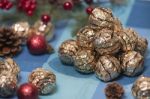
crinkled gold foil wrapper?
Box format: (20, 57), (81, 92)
(59, 39), (78, 65)
(95, 55), (121, 82)
(0, 58), (20, 76)
(120, 51), (144, 76)
(132, 76), (150, 99)
(94, 28), (120, 55)
(0, 72), (17, 97)
(89, 7), (114, 29)
(29, 68), (56, 95)
(74, 49), (96, 73)
(113, 17), (123, 34)
(117, 28), (138, 51)
(135, 37), (148, 56)
(77, 26), (96, 49)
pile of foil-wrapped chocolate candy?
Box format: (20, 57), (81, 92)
(0, 58), (56, 98)
(58, 7), (148, 82)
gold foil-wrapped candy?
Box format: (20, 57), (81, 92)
(58, 39), (78, 65)
(135, 36), (148, 56)
(28, 68), (56, 95)
(113, 17), (123, 34)
(95, 55), (121, 82)
(34, 20), (54, 41)
(132, 76), (150, 99)
(117, 28), (138, 51)
(12, 21), (30, 44)
(74, 49), (96, 73)
(120, 51), (144, 76)
(94, 28), (120, 55)
(77, 26), (96, 49)
(0, 58), (20, 76)
(0, 72), (17, 97)
(89, 7), (114, 29)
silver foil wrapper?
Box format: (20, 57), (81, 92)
(95, 55), (121, 82)
(59, 39), (78, 65)
(77, 26), (96, 49)
(0, 58), (20, 76)
(0, 72), (17, 97)
(12, 21), (30, 44)
(74, 49), (96, 73)
(135, 37), (148, 56)
(94, 28), (120, 55)
(117, 28), (138, 51)
(120, 51), (144, 76)
(28, 68), (56, 95)
(89, 7), (114, 29)
(132, 76), (150, 99)
(34, 20), (54, 41)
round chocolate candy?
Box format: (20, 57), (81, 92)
(12, 21), (30, 44)
(0, 72), (17, 97)
(89, 7), (114, 29)
(94, 28), (120, 55)
(58, 39), (78, 65)
(120, 51), (144, 76)
(28, 68), (56, 95)
(34, 20), (54, 41)
(113, 17), (123, 34)
(0, 58), (20, 76)
(132, 76), (150, 99)
(135, 36), (148, 56)
(77, 26), (96, 49)
(74, 49), (96, 73)
(95, 55), (121, 82)
(117, 28), (138, 51)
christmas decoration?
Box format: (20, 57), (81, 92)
(63, 1), (73, 10)
(27, 34), (54, 55)
(132, 76), (150, 99)
(17, 83), (38, 99)
(28, 68), (56, 95)
(95, 55), (121, 82)
(0, 72), (17, 97)
(58, 7), (148, 81)
(105, 82), (124, 99)
(0, 58), (20, 77)
(41, 14), (51, 24)
(0, 27), (22, 57)
(86, 6), (93, 14)
(0, 0), (13, 10)
(12, 21), (30, 44)
(34, 20), (54, 42)
(74, 49), (96, 73)
(120, 51), (144, 76)
(59, 39), (78, 65)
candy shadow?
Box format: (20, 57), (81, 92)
(48, 57), (94, 78)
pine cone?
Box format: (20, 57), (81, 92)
(0, 27), (22, 57)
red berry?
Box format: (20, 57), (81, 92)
(0, 2), (4, 9)
(86, 7), (93, 14)
(84, 0), (93, 4)
(41, 14), (51, 23)
(27, 10), (33, 16)
(27, 34), (48, 55)
(30, 4), (36, 10)
(17, 83), (38, 99)
(63, 2), (73, 10)
(5, 2), (13, 10)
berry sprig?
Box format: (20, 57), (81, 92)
(0, 0), (13, 10)
(18, 0), (37, 16)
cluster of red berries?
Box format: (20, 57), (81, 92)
(63, 0), (94, 14)
(0, 0), (13, 10)
(18, 0), (37, 16)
